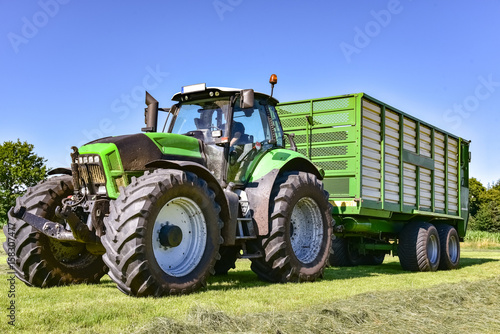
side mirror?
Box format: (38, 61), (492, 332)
(142, 91), (158, 132)
(240, 89), (254, 109)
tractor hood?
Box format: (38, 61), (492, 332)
(83, 133), (203, 171)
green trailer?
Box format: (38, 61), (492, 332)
(277, 93), (471, 271)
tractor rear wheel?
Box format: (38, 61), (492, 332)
(102, 169), (222, 297)
(250, 172), (332, 282)
(398, 222), (440, 272)
(3, 176), (107, 287)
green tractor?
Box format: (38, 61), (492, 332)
(4, 76), (333, 297)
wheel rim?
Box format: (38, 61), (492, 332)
(427, 234), (439, 265)
(449, 234), (459, 263)
(152, 197), (207, 277)
(289, 197), (323, 264)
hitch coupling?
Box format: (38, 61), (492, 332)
(11, 205), (106, 255)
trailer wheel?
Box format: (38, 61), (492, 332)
(328, 237), (351, 267)
(102, 169), (222, 297)
(328, 237), (362, 266)
(437, 225), (460, 270)
(249, 172), (332, 282)
(363, 252), (386, 265)
(328, 238), (384, 266)
(2, 176), (107, 287)
(398, 222), (440, 272)
(213, 246), (241, 275)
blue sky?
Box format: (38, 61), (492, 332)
(1, 0), (499, 185)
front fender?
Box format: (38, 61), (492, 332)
(245, 149), (323, 236)
(248, 149), (323, 182)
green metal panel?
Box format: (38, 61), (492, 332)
(247, 148), (313, 182)
(145, 132), (202, 159)
(79, 143), (125, 199)
(278, 94), (361, 206)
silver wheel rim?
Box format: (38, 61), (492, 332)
(290, 197), (324, 264)
(152, 197), (207, 277)
(427, 234), (439, 265)
(449, 234), (459, 263)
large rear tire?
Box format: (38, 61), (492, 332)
(102, 169), (222, 297)
(398, 222), (440, 272)
(2, 176), (107, 287)
(437, 224), (460, 270)
(250, 172), (332, 283)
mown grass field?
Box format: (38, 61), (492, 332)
(1, 232), (500, 333)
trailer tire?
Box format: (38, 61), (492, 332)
(102, 169), (222, 297)
(213, 246), (240, 275)
(363, 252), (385, 265)
(328, 237), (351, 266)
(399, 222), (440, 272)
(3, 176), (107, 287)
(249, 172), (332, 283)
(437, 225), (460, 270)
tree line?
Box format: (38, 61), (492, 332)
(469, 178), (500, 233)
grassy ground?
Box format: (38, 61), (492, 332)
(1, 233), (500, 333)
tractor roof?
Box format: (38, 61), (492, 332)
(172, 84), (278, 105)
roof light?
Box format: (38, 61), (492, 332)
(181, 83), (206, 94)
(269, 74), (278, 97)
(269, 74), (278, 85)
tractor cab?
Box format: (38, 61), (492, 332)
(165, 84), (285, 184)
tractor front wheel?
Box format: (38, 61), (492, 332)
(102, 169), (222, 297)
(3, 176), (107, 287)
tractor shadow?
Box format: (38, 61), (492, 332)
(208, 269), (273, 290)
(207, 255), (500, 291)
(92, 255), (499, 293)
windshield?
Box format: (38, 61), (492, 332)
(232, 98), (273, 145)
(170, 99), (230, 143)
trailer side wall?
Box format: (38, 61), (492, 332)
(277, 93), (470, 236)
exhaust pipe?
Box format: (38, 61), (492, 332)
(142, 91), (159, 132)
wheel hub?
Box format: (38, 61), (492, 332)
(158, 224), (183, 248)
(290, 197), (323, 264)
(152, 197), (207, 277)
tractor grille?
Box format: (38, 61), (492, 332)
(79, 164), (106, 185)
(76, 154), (107, 194)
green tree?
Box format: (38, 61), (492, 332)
(469, 177), (486, 217)
(469, 178), (500, 232)
(0, 139), (47, 226)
